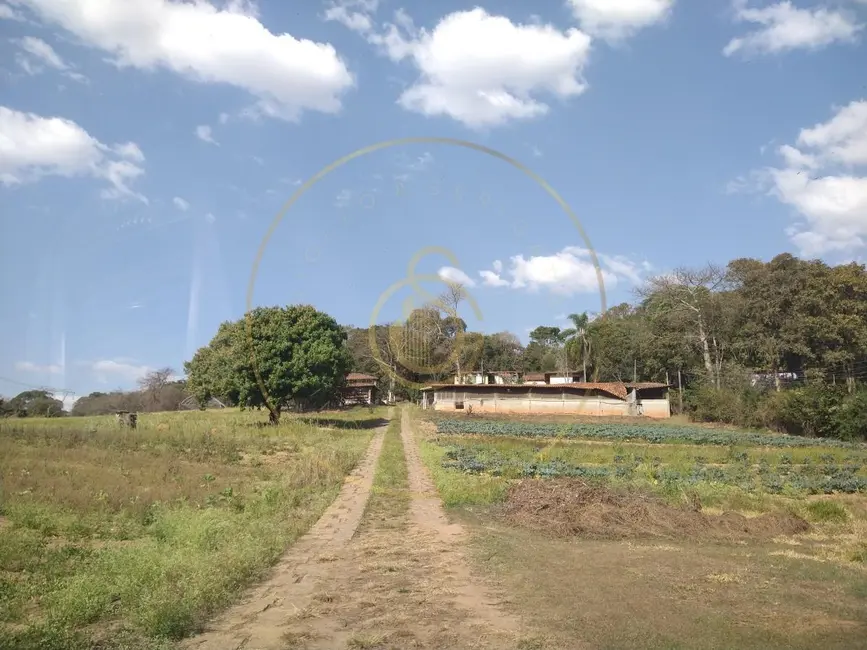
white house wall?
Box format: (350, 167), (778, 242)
(430, 389), (670, 418)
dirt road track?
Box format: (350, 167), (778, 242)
(186, 408), (530, 649)
(183, 421), (387, 650)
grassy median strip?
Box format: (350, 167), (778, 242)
(363, 417), (410, 527)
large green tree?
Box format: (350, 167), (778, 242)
(7, 390), (65, 417)
(185, 305), (351, 423)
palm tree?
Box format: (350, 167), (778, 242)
(562, 312), (590, 382)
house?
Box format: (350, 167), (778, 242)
(420, 381), (671, 418)
(454, 370), (522, 385)
(342, 373), (379, 406)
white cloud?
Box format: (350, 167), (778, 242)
(14, 0), (355, 121)
(324, 0), (379, 32)
(195, 124), (218, 145)
(173, 196), (190, 210)
(0, 106), (147, 201)
(91, 359), (152, 384)
(0, 3), (24, 20)
(480, 269), (510, 287)
(15, 360), (62, 374)
(13, 35), (88, 81)
(723, 1), (862, 57)
(566, 0), (675, 41)
(478, 246), (649, 295)
(437, 266), (476, 287)
(796, 100), (867, 166)
(750, 99), (867, 256)
(17, 36), (66, 69)
(327, 5), (591, 128)
(112, 141), (144, 162)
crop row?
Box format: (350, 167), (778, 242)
(434, 418), (865, 449)
(440, 445), (867, 494)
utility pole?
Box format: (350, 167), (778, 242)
(677, 368), (684, 414)
(633, 359), (637, 383)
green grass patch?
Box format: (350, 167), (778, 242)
(417, 434), (508, 508)
(803, 500), (850, 523)
(0, 409), (375, 647)
(364, 417), (409, 524)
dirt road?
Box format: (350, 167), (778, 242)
(185, 408), (530, 650)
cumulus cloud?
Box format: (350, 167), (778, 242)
(0, 106), (147, 201)
(326, 4), (591, 128)
(12, 0), (355, 121)
(477, 246), (650, 295)
(723, 1), (862, 57)
(740, 99), (867, 256)
(566, 0), (675, 41)
(437, 266), (476, 287)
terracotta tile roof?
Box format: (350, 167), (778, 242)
(555, 382), (626, 399)
(421, 382), (630, 400)
(625, 382), (671, 390)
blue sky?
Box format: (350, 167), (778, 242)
(1, 0), (866, 406)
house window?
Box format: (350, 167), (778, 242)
(455, 401), (464, 410)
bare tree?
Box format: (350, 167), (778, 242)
(433, 282), (474, 380)
(638, 265), (727, 387)
(137, 367), (175, 408)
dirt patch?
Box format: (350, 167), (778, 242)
(504, 478), (810, 542)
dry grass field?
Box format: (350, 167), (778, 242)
(0, 407), (386, 650)
(2, 405), (866, 649)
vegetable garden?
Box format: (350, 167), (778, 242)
(434, 417), (867, 449)
(429, 417), (867, 496)
(439, 443), (867, 494)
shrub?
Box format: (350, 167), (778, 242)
(772, 384), (845, 439)
(832, 390), (867, 442)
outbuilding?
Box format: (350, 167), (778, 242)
(420, 381), (671, 418)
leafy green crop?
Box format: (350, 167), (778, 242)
(439, 444), (867, 494)
(434, 418), (865, 449)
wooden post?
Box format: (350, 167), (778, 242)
(677, 369), (684, 414)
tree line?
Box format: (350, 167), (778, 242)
(0, 368), (186, 418)
(3, 253), (865, 439)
